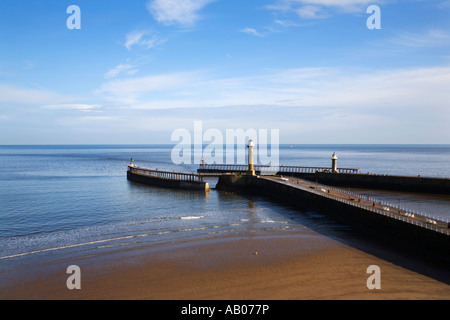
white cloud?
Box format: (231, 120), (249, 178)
(125, 31), (143, 49)
(94, 65), (450, 144)
(79, 116), (114, 122)
(95, 66), (450, 114)
(239, 28), (263, 37)
(131, 100), (198, 109)
(289, 66), (450, 109)
(296, 5), (327, 18)
(389, 29), (450, 48)
(267, 0), (380, 18)
(300, 0), (375, 10)
(42, 104), (102, 111)
(104, 64), (139, 79)
(147, 0), (215, 26)
(274, 19), (300, 27)
(97, 71), (203, 104)
(0, 84), (71, 104)
(125, 30), (161, 50)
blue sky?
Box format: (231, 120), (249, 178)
(0, 0), (449, 144)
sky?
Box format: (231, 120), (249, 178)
(0, 0), (449, 144)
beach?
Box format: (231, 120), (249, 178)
(2, 229), (449, 300)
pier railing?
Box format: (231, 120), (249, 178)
(271, 177), (450, 235)
(128, 165), (204, 182)
(198, 164), (360, 174)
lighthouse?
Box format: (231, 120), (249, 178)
(331, 153), (338, 173)
(247, 139), (256, 176)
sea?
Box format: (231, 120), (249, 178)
(0, 144), (449, 273)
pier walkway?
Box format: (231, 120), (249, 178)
(262, 175), (449, 235)
(129, 165), (204, 182)
(127, 165), (209, 191)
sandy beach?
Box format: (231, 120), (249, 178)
(1, 228), (449, 300)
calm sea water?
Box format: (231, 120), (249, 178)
(0, 144), (449, 272)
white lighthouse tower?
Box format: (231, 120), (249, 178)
(331, 153), (338, 173)
(247, 139), (256, 176)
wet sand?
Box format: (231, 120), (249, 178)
(1, 229), (450, 300)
